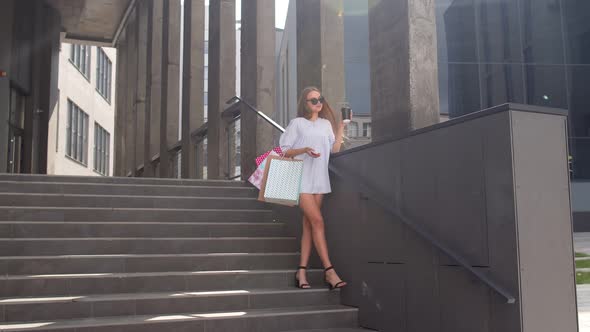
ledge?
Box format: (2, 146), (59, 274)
(332, 103), (568, 159)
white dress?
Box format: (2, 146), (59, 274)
(279, 117), (335, 194)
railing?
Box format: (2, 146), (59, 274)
(221, 96), (286, 180)
(133, 96), (285, 179)
(132, 123), (207, 178)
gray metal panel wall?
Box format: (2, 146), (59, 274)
(511, 111), (577, 332)
(273, 104), (575, 331)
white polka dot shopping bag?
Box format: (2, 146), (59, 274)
(257, 155), (303, 206)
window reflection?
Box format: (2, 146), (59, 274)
(520, 0), (565, 64)
(524, 65), (567, 109)
(562, 0), (590, 64)
(447, 64), (481, 118)
(478, 0), (522, 63)
(480, 64), (525, 108)
(438, 0), (478, 63)
(435, 0), (589, 177)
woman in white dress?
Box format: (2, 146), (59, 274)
(279, 87), (347, 290)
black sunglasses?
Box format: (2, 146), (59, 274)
(306, 96), (325, 105)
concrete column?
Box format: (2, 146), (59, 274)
(23, 2), (44, 173)
(207, 0), (235, 179)
(0, 0), (15, 172)
(181, 0), (205, 179)
(22, 1), (59, 174)
(295, 0), (346, 118)
(159, 0), (181, 178)
(240, 0), (276, 180)
(319, 1), (346, 109)
(142, 0), (155, 177)
(125, 11), (139, 176)
(148, 0), (164, 176)
(135, 2), (149, 175)
(114, 32), (128, 176)
(368, 0), (439, 140)
(37, 4), (61, 174)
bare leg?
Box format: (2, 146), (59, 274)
(296, 214), (312, 288)
(297, 195), (324, 286)
(299, 194), (346, 288)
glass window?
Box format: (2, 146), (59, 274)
(348, 122), (359, 137)
(436, 0), (478, 63)
(477, 0), (523, 63)
(480, 64), (525, 109)
(69, 44), (91, 79)
(94, 123), (111, 176)
(568, 65), (590, 138)
(96, 47), (113, 102)
(446, 63), (482, 118)
(520, 0), (565, 64)
(362, 123), (372, 137)
(66, 100), (89, 165)
(524, 65), (568, 109)
(562, 0), (590, 64)
(7, 88), (25, 173)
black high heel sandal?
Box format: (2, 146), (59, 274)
(295, 266), (311, 289)
(324, 266), (346, 290)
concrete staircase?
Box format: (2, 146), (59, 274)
(0, 174), (370, 332)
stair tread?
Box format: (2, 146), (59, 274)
(1, 268), (325, 280)
(0, 288), (336, 304)
(1, 252), (299, 259)
(0, 206), (270, 212)
(0, 237), (296, 240)
(0, 305), (356, 331)
(0, 174), (250, 185)
(0, 221), (282, 225)
(288, 329), (375, 332)
(0, 180), (255, 190)
(0, 193), (260, 200)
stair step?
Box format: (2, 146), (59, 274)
(0, 193), (268, 210)
(0, 174), (252, 187)
(0, 288), (341, 322)
(1, 222), (287, 238)
(0, 305), (357, 331)
(0, 175), (362, 331)
(0, 237), (298, 255)
(0, 181), (258, 197)
(0, 207), (272, 222)
(289, 329), (376, 332)
(2, 253), (300, 276)
(0, 269), (327, 297)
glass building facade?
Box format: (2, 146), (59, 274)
(436, 0), (590, 179)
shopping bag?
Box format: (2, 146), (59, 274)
(255, 147), (283, 167)
(248, 150), (280, 189)
(258, 155), (303, 206)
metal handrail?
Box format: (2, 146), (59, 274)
(225, 96), (285, 133)
(222, 96), (286, 180)
(328, 163), (516, 304)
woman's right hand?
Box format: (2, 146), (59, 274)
(304, 147), (321, 158)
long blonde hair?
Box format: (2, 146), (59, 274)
(296, 87), (338, 134)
